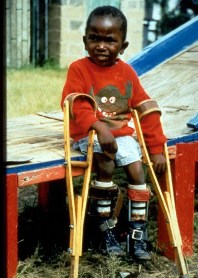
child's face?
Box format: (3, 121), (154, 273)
(83, 15), (128, 67)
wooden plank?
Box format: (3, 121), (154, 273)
(6, 114), (83, 170)
(18, 165), (66, 186)
(140, 53), (198, 139)
(167, 132), (198, 146)
(36, 111), (63, 121)
(188, 45), (198, 52)
(168, 51), (198, 64)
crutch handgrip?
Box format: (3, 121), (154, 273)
(64, 161), (89, 168)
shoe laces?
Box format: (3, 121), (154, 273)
(134, 239), (148, 252)
(105, 229), (120, 249)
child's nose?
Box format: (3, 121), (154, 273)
(97, 41), (107, 50)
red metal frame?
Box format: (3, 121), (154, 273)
(158, 142), (198, 259)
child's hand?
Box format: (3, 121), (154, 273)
(97, 128), (118, 155)
(149, 153), (166, 173)
(92, 121), (118, 158)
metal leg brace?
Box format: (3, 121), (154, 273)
(127, 199), (149, 255)
(132, 109), (188, 277)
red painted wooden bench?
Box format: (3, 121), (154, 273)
(5, 114), (198, 278)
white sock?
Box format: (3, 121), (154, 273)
(95, 180), (113, 188)
(128, 184), (146, 190)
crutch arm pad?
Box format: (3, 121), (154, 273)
(134, 99), (161, 120)
(64, 93), (97, 119)
(127, 188), (150, 201)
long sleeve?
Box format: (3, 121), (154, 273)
(61, 63), (86, 109)
(128, 68), (166, 154)
(72, 98), (98, 134)
(140, 112), (166, 154)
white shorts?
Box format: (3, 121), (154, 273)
(73, 135), (142, 167)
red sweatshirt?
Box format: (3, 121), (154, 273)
(61, 57), (166, 154)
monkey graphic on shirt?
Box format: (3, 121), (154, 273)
(89, 81), (132, 122)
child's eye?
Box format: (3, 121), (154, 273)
(88, 34), (116, 43)
(105, 37), (116, 43)
(88, 35), (99, 42)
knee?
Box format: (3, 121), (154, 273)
(93, 153), (115, 180)
(125, 162), (145, 184)
(98, 159), (115, 177)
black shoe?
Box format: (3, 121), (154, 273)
(100, 228), (124, 256)
(128, 220), (152, 261)
(132, 239), (151, 260)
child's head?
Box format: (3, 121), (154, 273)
(83, 6), (129, 67)
(85, 6), (127, 42)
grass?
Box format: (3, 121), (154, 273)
(6, 66), (66, 119)
(7, 67), (198, 277)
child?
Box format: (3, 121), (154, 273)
(61, 5), (166, 261)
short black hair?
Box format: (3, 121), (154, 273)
(85, 5), (127, 41)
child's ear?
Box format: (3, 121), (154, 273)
(83, 36), (87, 50)
(120, 41), (129, 55)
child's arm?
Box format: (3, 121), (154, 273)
(140, 112), (167, 172)
(130, 68), (167, 168)
(68, 95), (118, 157)
(132, 96), (167, 173)
(92, 120), (118, 155)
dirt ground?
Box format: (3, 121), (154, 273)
(17, 178), (198, 278)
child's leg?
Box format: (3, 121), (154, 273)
(88, 153), (123, 255)
(73, 137), (123, 254)
(124, 161), (151, 260)
(93, 152), (115, 181)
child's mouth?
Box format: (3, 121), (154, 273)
(96, 54), (108, 60)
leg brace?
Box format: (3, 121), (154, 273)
(127, 187), (152, 255)
(88, 181), (120, 231)
(127, 187), (151, 222)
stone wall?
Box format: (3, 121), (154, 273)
(49, 0), (145, 68)
(48, 2), (85, 68)
(6, 0), (31, 68)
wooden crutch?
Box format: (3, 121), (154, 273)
(132, 109), (189, 278)
(63, 99), (95, 278)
